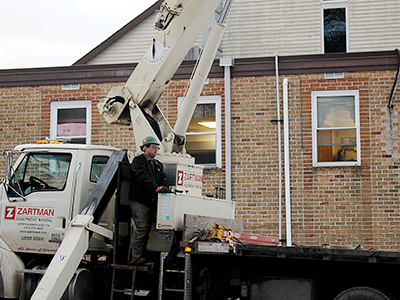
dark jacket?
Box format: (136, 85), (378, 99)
(129, 153), (169, 205)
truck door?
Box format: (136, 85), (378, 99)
(1, 151), (75, 254)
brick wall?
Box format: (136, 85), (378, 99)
(1, 86), (42, 149)
(227, 70), (399, 250)
(0, 69), (399, 250)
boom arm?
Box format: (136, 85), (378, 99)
(98, 0), (232, 154)
(28, 2), (233, 297)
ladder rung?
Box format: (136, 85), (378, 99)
(164, 288), (185, 293)
(165, 269), (185, 273)
(112, 288), (150, 296)
(111, 264), (153, 272)
(112, 288), (133, 294)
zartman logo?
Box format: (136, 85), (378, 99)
(5, 206), (16, 220)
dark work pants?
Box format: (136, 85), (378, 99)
(128, 201), (154, 263)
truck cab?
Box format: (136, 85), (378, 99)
(0, 143), (117, 255)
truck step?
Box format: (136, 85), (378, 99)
(158, 252), (186, 300)
(110, 263), (154, 300)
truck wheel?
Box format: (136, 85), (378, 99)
(197, 268), (220, 300)
(23, 267), (93, 300)
(62, 268), (94, 300)
(334, 287), (397, 300)
(22, 265), (46, 300)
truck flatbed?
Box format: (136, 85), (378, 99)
(190, 240), (400, 264)
(184, 241), (400, 299)
(235, 244), (400, 264)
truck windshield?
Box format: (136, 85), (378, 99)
(7, 153), (72, 197)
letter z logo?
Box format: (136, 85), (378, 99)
(177, 171), (184, 186)
(5, 206), (16, 220)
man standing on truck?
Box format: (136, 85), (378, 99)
(128, 136), (170, 265)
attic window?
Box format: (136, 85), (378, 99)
(323, 7), (347, 53)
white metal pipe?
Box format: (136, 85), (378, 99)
(219, 0), (233, 23)
(225, 65), (232, 201)
(275, 52), (282, 244)
(174, 21), (226, 136)
(220, 58), (234, 200)
(283, 77), (292, 246)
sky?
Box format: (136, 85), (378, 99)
(0, 0), (156, 69)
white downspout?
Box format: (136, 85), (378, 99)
(283, 77), (292, 246)
(275, 52), (282, 244)
(220, 58), (234, 201)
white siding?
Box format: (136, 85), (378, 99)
(86, 12), (202, 65)
(349, 0), (400, 52)
(221, 0), (323, 58)
(84, 0), (400, 65)
(85, 14), (159, 65)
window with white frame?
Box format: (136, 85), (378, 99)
(312, 90), (360, 166)
(322, 5), (348, 53)
(178, 95), (221, 168)
(50, 101), (91, 144)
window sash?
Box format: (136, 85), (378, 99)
(50, 101), (91, 145)
(178, 96), (221, 168)
(316, 95), (355, 128)
(312, 90), (360, 166)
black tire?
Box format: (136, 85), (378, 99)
(334, 286), (397, 300)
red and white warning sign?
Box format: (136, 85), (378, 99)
(177, 170), (203, 186)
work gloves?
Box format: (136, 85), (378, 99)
(156, 186), (170, 193)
